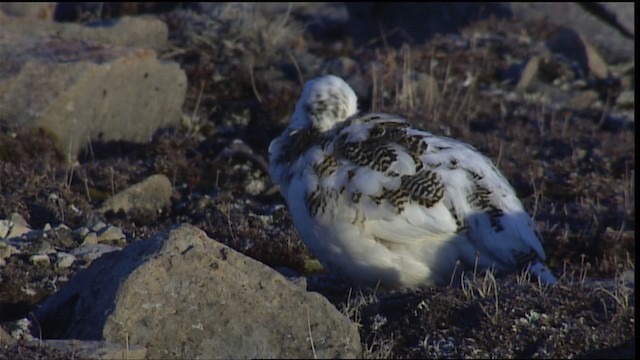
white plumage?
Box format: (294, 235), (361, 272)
(269, 75), (556, 289)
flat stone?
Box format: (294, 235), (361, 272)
(0, 219), (32, 240)
(98, 174), (173, 214)
(90, 222), (108, 233)
(70, 243), (121, 263)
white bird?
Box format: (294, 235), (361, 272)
(269, 75), (556, 289)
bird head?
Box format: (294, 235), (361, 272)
(290, 75), (358, 132)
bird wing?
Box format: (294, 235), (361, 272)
(308, 113), (548, 269)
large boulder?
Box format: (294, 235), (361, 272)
(0, 16), (185, 159)
(34, 224), (361, 359)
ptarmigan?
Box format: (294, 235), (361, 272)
(269, 75), (556, 289)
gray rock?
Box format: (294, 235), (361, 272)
(55, 223), (71, 231)
(616, 90), (635, 109)
(0, 13), (169, 50)
(35, 224), (361, 359)
(545, 27), (591, 77)
(70, 243), (121, 263)
(74, 226), (91, 239)
(98, 174), (173, 214)
(81, 232), (99, 245)
(341, 3), (632, 65)
(0, 325), (14, 345)
(509, 2), (634, 64)
(90, 221), (108, 233)
(602, 3), (634, 37)
(56, 252), (77, 269)
(567, 90), (600, 110)
(0, 2), (56, 20)
(0, 218), (31, 240)
(95, 225), (125, 243)
(0, 241), (21, 267)
(275, 267), (308, 289)
(35, 240), (55, 255)
(9, 212), (29, 227)
(545, 27), (611, 80)
(84, 221), (126, 243)
(0, 29), (186, 159)
(27, 339), (146, 360)
(29, 254), (50, 265)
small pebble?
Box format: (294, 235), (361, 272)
(96, 225), (125, 243)
(82, 232), (99, 245)
(56, 252), (76, 269)
(30, 254), (50, 265)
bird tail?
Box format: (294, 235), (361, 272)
(528, 262), (557, 285)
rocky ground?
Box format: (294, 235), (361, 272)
(0, 3), (635, 359)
